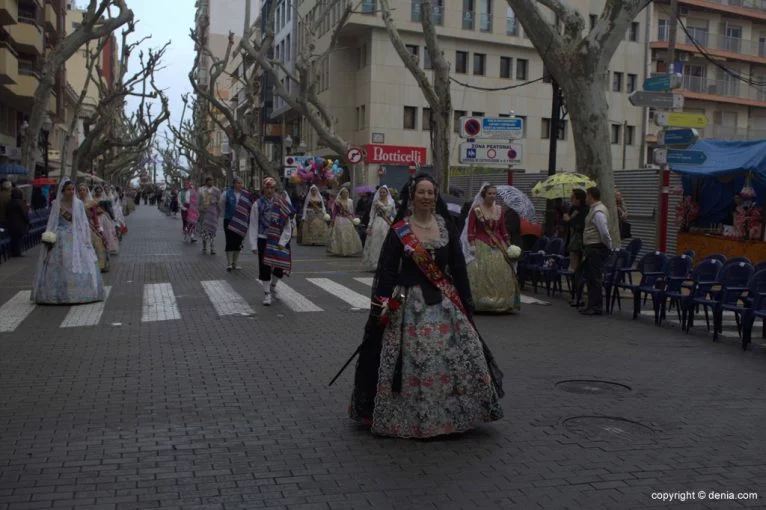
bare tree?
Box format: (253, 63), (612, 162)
(506, 0), (648, 239)
(72, 20), (171, 182)
(22, 0), (133, 174)
(378, 0), (452, 192)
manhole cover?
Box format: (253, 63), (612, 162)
(555, 380), (631, 395)
(563, 416), (655, 441)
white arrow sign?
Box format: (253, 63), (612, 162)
(346, 147), (363, 164)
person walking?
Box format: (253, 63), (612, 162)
(220, 177), (253, 271)
(6, 188), (29, 257)
(580, 187), (612, 316)
(197, 176), (221, 255)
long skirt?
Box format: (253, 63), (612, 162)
(361, 216), (389, 271)
(99, 214), (119, 255)
(32, 221), (105, 305)
(301, 210), (328, 246)
(351, 286), (503, 438)
(468, 241), (521, 313)
(198, 209), (219, 242)
(224, 220), (244, 251)
(257, 237), (284, 281)
(327, 217), (362, 256)
(89, 226), (109, 272)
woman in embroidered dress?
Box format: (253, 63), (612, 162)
(32, 179), (105, 304)
(180, 182), (199, 243)
(361, 185), (395, 271)
(327, 187), (362, 256)
(77, 183), (109, 273)
(220, 177), (253, 271)
(347, 174), (504, 438)
(197, 176), (222, 255)
(461, 183), (521, 314)
(92, 185), (119, 255)
(247, 177), (293, 306)
(300, 185), (328, 246)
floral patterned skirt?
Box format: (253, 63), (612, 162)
(301, 210), (328, 246)
(468, 240), (521, 313)
(361, 216), (389, 271)
(327, 217), (362, 256)
(368, 286), (503, 438)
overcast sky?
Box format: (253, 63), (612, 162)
(123, 0), (196, 148)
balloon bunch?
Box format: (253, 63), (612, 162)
(290, 157), (343, 185)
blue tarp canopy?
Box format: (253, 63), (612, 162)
(669, 140), (766, 226)
(0, 163), (28, 175)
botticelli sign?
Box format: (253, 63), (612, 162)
(364, 144), (427, 165)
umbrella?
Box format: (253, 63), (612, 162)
(495, 185), (537, 222)
(531, 173), (597, 200)
(353, 185), (375, 194)
(441, 194), (465, 216)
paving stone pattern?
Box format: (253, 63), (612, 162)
(1, 206), (766, 509)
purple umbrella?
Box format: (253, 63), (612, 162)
(353, 185), (375, 194)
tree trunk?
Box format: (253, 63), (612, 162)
(562, 71), (621, 246)
(432, 105), (450, 194)
(21, 68), (56, 174)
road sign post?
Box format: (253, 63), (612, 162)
(459, 116), (524, 140)
(459, 142), (523, 165)
(628, 91), (684, 109)
(643, 73), (682, 91)
(657, 128), (698, 147)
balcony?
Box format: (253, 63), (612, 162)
(10, 18), (43, 55)
(411, 2), (444, 25)
(699, 0), (766, 14)
(44, 2), (56, 32)
(463, 10), (474, 30)
(680, 74), (766, 104)
(705, 124), (766, 140)
(0, 44), (18, 85)
(507, 16), (519, 36)
(0, 0), (18, 25)
(652, 30), (766, 64)
(360, 0), (375, 13)
(479, 12), (492, 32)
(8, 69), (39, 99)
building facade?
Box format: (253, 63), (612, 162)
(648, 0), (766, 154)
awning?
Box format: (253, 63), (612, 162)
(0, 163), (29, 175)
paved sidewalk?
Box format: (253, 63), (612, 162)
(1, 205), (765, 509)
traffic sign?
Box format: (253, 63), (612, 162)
(658, 128), (698, 147)
(643, 73), (682, 92)
(653, 148), (707, 165)
(459, 141), (523, 165)
(345, 147), (363, 164)
(654, 112), (708, 128)
(628, 91), (684, 109)
(459, 116), (524, 140)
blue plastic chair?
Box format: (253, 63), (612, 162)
(655, 255), (695, 326)
(742, 270), (766, 350)
(703, 253), (727, 264)
(677, 259), (723, 331)
(634, 254), (691, 325)
(623, 239), (643, 273)
(714, 262), (756, 342)
(721, 257), (752, 273)
(609, 251), (665, 316)
(754, 260), (766, 274)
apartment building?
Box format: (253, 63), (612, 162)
(0, 0), (66, 176)
(649, 0), (766, 150)
(281, 0), (649, 186)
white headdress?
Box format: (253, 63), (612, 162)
(32, 179), (98, 294)
(302, 184), (326, 220)
(337, 187), (353, 211)
(369, 185), (395, 225)
(460, 182), (497, 265)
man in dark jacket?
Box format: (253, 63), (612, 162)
(6, 188), (29, 257)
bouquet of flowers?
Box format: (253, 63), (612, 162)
(375, 295), (403, 326)
(41, 231), (57, 251)
(734, 204), (763, 240)
(352, 218), (361, 226)
(675, 196), (699, 231)
(323, 213), (331, 222)
(506, 245), (522, 260)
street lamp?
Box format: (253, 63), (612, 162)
(297, 141), (307, 155)
(284, 134), (293, 154)
(41, 114), (52, 178)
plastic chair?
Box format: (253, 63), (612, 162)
(623, 238), (643, 268)
(721, 257), (752, 273)
(677, 259), (723, 331)
(703, 253), (727, 264)
(742, 270), (766, 350)
(655, 255), (694, 326)
(610, 251), (666, 316)
(635, 254), (691, 325)
(753, 261), (766, 273)
(713, 262), (755, 341)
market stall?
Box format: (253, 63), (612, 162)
(671, 139), (766, 262)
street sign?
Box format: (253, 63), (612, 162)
(459, 141), (523, 165)
(628, 91), (684, 109)
(284, 155), (312, 167)
(346, 147), (363, 164)
(459, 116), (524, 140)
(653, 148), (707, 165)
(643, 73), (682, 92)
(658, 128), (699, 147)
(284, 167), (297, 178)
(654, 112), (708, 128)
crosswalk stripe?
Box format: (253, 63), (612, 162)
(60, 286), (112, 328)
(307, 278), (370, 309)
(141, 283), (180, 322)
(354, 277), (374, 287)
(0, 291), (35, 333)
(201, 280), (255, 316)
(274, 282), (323, 312)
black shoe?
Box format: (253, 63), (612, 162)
(569, 300), (582, 307)
(580, 308), (603, 316)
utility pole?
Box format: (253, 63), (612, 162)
(667, 0), (679, 72)
(544, 71), (563, 236)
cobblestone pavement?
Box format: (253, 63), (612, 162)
(1, 205), (766, 510)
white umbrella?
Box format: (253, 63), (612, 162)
(496, 185), (536, 221)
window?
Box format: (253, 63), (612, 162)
(658, 19), (668, 41)
(611, 123), (622, 144)
(625, 125), (635, 145)
(479, 0), (492, 32)
(613, 72), (623, 92)
(412, 0), (443, 24)
(424, 49), (432, 69)
(287, 0), (292, 21)
(463, 0), (475, 30)
(423, 108), (431, 130)
(361, 0), (376, 13)
(541, 118), (567, 140)
(472, 111), (485, 116)
(406, 44), (419, 64)
(627, 73), (637, 93)
(506, 7), (518, 36)
(456, 51), (468, 73)
(628, 21), (639, 42)
(454, 110), (467, 133)
(473, 53), (486, 75)
(500, 56), (512, 78)
(589, 14), (597, 30)
(516, 59), (528, 80)
(404, 106), (417, 129)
